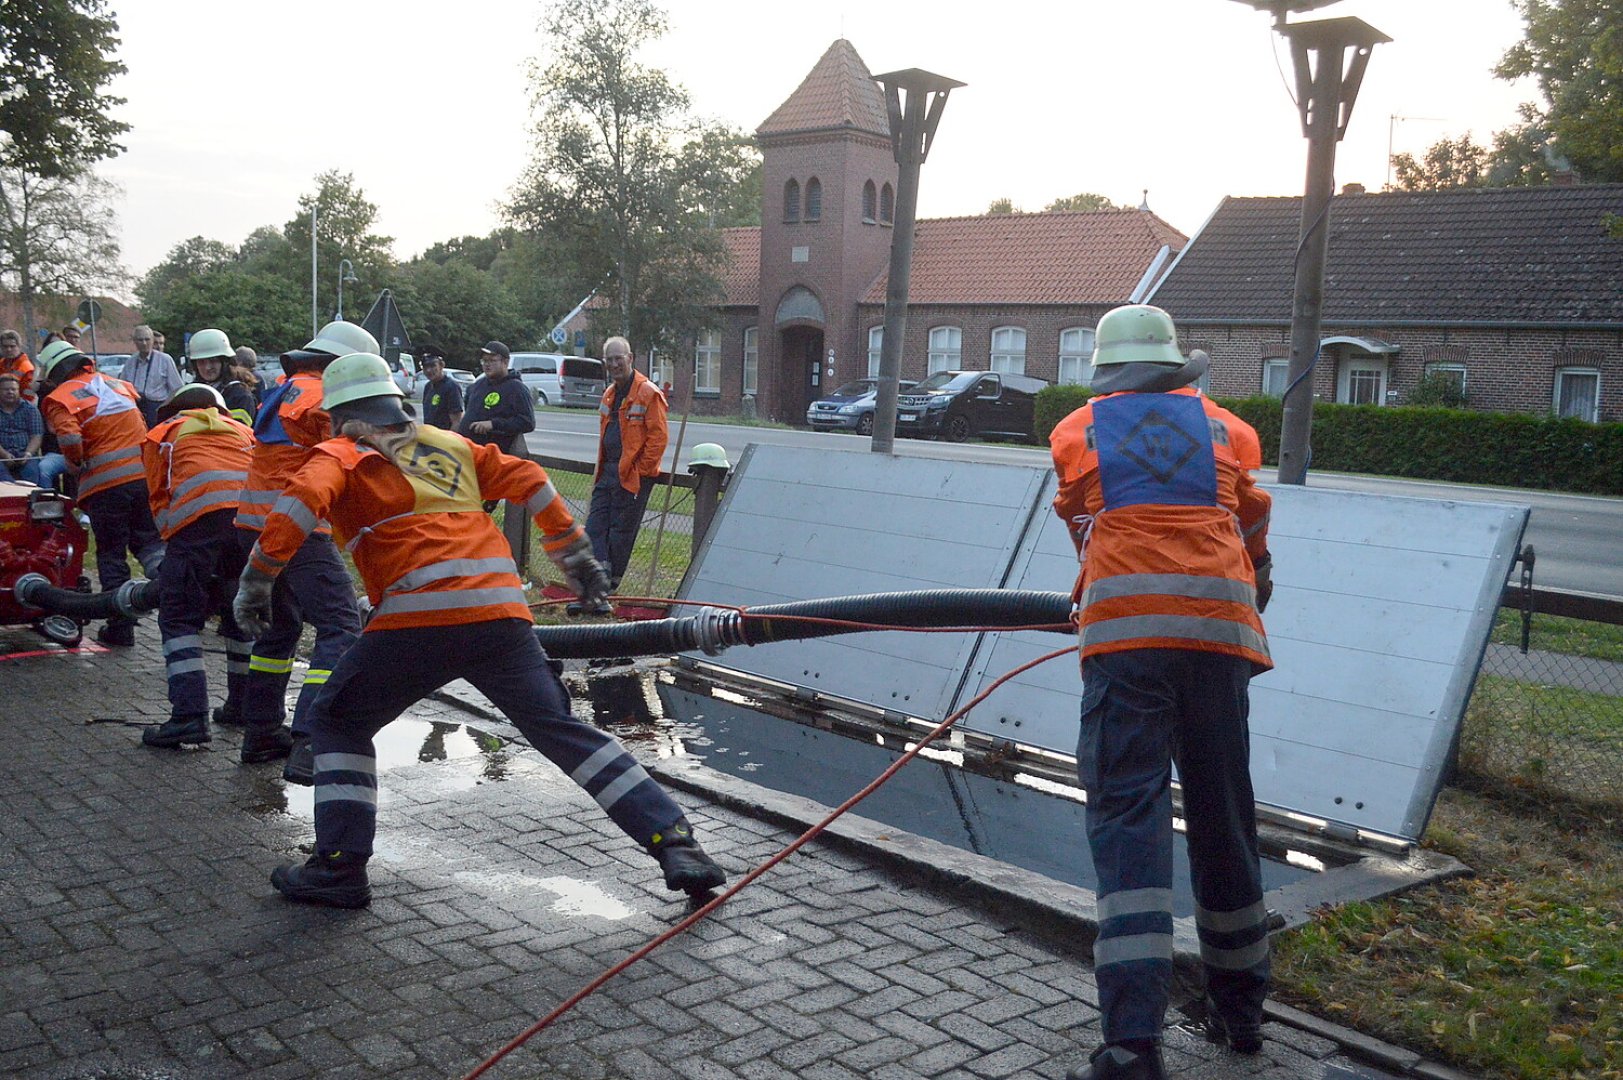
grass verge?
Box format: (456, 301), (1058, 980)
(1272, 786), (1621, 1079)
(1493, 610), (1623, 663)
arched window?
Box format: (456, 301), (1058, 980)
(879, 183), (895, 224)
(743, 327), (759, 396)
(1059, 327), (1095, 385)
(928, 326), (961, 374)
(867, 326), (884, 377)
(783, 179), (800, 223)
(804, 177), (822, 222)
(990, 326), (1027, 374)
(862, 181), (877, 223)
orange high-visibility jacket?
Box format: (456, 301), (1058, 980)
(41, 371), (148, 502)
(595, 371), (668, 496)
(1, 353), (35, 400)
(251, 425), (585, 633)
(142, 408), (255, 540)
(235, 370), (330, 535)
(1049, 386), (1273, 674)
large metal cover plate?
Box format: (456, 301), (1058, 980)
(677, 443), (1048, 722)
(963, 483), (1528, 840)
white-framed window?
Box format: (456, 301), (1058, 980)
(867, 326), (884, 378)
(990, 326), (1027, 374)
(1554, 368), (1600, 422)
(1058, 327), (1095, 386)
(694, 329), (721, 394)
(742, 327), (758, 396)
(1338, 359), (1388, 405)
(927, 326), (961, 374)
(1426, 363), (1467, 393)
(1263, 358), (1291, 398)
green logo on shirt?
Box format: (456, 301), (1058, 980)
(484, 392), (500, 407)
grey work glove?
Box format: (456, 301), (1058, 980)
(553, 535), (612, 607)
(1253, 554), (1273, 614)
(233, 564), (276, 639)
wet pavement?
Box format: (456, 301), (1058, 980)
(0, 621), (1479, 1079)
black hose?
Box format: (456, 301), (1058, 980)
(13, 574), (160, 620)
(532, 589), (1074, 660)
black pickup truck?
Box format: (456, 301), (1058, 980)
(895, 370), (1048, 443)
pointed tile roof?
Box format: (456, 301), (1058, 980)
(1148, 184), (1623, 325)
(757, 39), (891, 140)
(860, 209), (1187, 305)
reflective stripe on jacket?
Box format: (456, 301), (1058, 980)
(595, 370), (668, 496)
(252, 424), (584, 632)
(1049, 387), (1272, 674)
(235, 371), (330, 535)
(41, 372), (148, 501)
(142, 408), (255, 539)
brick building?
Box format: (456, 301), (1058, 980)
(1146, 185), (1623, 423)
(676, 40), (1186, 423)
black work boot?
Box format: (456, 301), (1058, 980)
(141, 714), (211, 748)
(270, 852), (370, 909)
(241, 725), (294, 765)
(212, 703), (245, 727)
(650, 824), (726, 896)
(1066, 1042), (1167, 1080)
(282, 735), (314, 786)
(1201, 993), (1263, 1054)
(96, 622), (135, 648)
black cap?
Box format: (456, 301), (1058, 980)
(418, 343), (445, 361)
(479, 341), (510, 360)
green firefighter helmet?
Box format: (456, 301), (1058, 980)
(36, 339), (89, 382)
(187, 327), (233, 363)
(688, 443), (730, 471)
(1091, 304), (1185, 369)
(323, 351), (411, 428)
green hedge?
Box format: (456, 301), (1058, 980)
(1034, 387), (1623, 496)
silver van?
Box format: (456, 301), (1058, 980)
(559, 356), (607, 408)
(509, 353), (608, 408)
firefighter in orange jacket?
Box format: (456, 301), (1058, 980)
(233, 322), (373, 772)
(234, 352), (726, 909)
(578, 336), (667, 613)
(138, 385), (256, 749)
(1048, 306), (1274, 1080)
(36, 340), (165, 647)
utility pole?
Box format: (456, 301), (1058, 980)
(309, 206), (319, 339)
(869, 67), (964, 456)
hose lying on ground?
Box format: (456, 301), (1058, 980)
(12, 573), (160, 621)
(532, 589), (1076, 659)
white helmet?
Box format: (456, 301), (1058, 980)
(306, 321), (379, 358)
(188, 328), (233, 363)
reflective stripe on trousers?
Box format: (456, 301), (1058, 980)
(309, 618), (687, 859)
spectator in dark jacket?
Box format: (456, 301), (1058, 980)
(418, 345), (463, 429)
(455, 341), (533, 454)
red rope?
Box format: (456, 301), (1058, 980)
(459, 641), (1079, 1079)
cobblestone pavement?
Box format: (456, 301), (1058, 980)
(0, 621), (1471, 1080)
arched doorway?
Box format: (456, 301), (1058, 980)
(774, 286), (826, 421)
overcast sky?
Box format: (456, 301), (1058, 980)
(99, 0), (1536, 284)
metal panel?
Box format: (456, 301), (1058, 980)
(678, 444), (1049, 721)
(967, 484), (1527, 840)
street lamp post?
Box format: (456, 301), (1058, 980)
(869, 67), (964, 456)
(1233, 1), (1388, 484)
(336, 258), (358, 322)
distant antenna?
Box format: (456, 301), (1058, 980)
(1139, 189), (1150, 211)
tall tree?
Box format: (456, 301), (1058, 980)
(1496, 0), (1623, 182)
(136, 236), (237, 310)
(0, 0), (129, 178)
(282, 170), (395, 325)
(142, 269), (307, 355)
(0, 165), (120, 350)
(1390, 134), (1491, 190)
(1044, 192), (1126, 212)
(506, 0), (755, 354)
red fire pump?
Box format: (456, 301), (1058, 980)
(0, 479), (92, 646)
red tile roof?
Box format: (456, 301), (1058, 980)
(757, 39), (890, 140)
(862, 209), (1186, 305)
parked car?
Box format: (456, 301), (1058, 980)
(509, 352), (606, 408)
(896, 370), (1048, 443)
(447, 368), (476, 390)
(94, 353), (130, 378)
(806, 378), (918, 435)
(559, 356), (607, 408)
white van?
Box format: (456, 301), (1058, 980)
(509, 352), (607, 408)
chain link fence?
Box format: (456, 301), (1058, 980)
(1460, 602), (1623, 813)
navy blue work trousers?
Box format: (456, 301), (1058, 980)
(82, 480), (164, 629)
(157, 509), (250, 720)
(585, 475), (653, 585)
(1077, 648), (1270, 1045)
(308, 618), (687, 860)
(237, 529), (360, 736)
